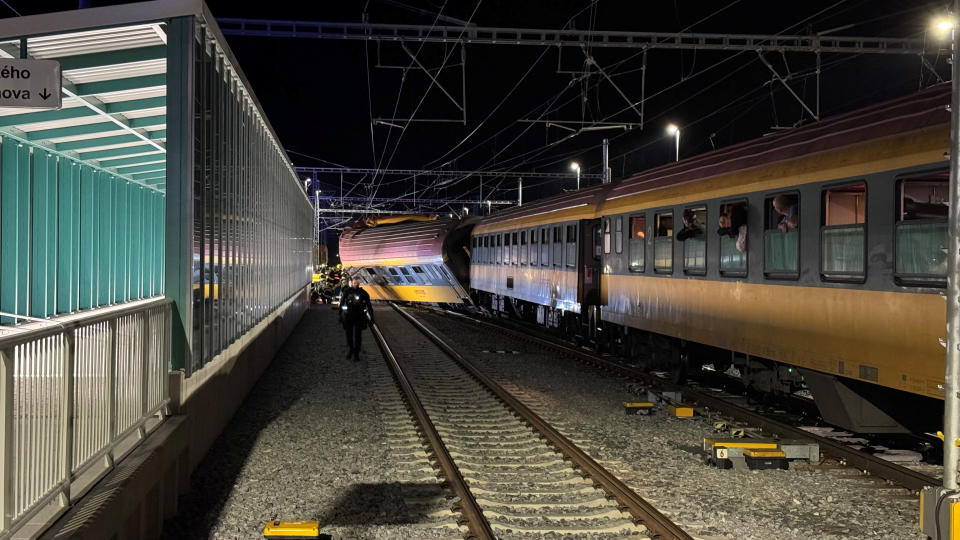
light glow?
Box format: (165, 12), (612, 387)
(570, 161), (580, 171)
(665, 123), (679, 135)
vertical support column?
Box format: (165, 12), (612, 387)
(0, 346), (14, 530)
(165, 16), (196, 374)
(945, 4), (960, 492)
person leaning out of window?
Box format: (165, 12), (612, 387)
(718, 203), (748, 253)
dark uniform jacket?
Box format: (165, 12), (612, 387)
(339, 286), (374, 328)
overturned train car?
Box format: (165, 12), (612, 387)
(339, 217), (474, 303)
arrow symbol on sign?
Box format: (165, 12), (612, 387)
(39, 88), (51, 100)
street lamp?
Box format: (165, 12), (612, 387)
(665, 123), (680, 162)
(570, 161), (581, 190)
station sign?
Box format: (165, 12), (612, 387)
(0, 59), (61, 110)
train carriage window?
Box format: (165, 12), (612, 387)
(615, 217), (623, 254)
(512, 232), (519, 265)
(530, 228), (539, 266)
(654, 212), (673, 273)
(504, 233), (511, 264)
(603, 218), (612, 254)
(764, 193), (800, 279)
(719, 201), (748, 277)
(821, 184), (866, 281)
(629, 215), (646, 272)
(681, 206), (707, 275)
(565, 224), (577, 267)
(896, 175), (948, 286)
(541, 228), (549, 266)
(413, 266), (425, 273)
(520, 230), (528, 265)
(553, 227), (563, 267)
(471, 237), (477, 262)
(496, 234), (502, 264)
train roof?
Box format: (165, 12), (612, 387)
(473, 184), (607, 233)
(474, 84), (950, 233)
(340, 218), (460, 268)
(607, 84), (950, 204)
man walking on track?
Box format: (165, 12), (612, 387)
(339, 276), (374, 361)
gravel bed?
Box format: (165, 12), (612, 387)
(161, 306), (462, 539)
(416, 310), (923, 540)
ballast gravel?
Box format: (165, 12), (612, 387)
(161, 306), (462, 539)
(416, 310), (923, 540)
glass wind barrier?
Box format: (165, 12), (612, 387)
(190, 25), (313, 373)
(654, 237), (673, 273)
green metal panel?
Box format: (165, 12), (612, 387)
(1, 140), (28, 324)
(27, 121), (123, 141)
(74, 74), (165, 96)
(0, 106), (94, 128)
(55, 45), (167, 71)
(30, 150), (56, 317)
(105, 96), (166, 114)
(78, 165), (95, 309)
(56, 134), (141, 152)
(56, 160), (76, 313)
(148, 130), (166, 140)
(79, 144), (155, 160)
(119, 163), (165, 175)
(114, 176), (127, 303)
(98, 153), (164, 168)
(128, 115), (166, 129)
(130, 186), (143, 298)
(132, 171), (165, 181)
(98, 173), (113, 306)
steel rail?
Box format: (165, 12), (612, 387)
(435, 308), (939, 492)
(392, 304), (693, 540)
(368, 317), (495, 540)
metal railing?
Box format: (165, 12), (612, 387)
(0, 297), (170, 537)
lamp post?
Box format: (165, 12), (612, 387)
(570, 162), (581, 190)
(666, 123), (680, 162)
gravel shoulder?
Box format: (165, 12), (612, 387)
(161, 306), (461, 540)
(416, 309), (923, 540)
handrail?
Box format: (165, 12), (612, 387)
(0, 297), (170, 349)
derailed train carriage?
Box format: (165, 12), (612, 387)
(339, 217), (475, 303)
(342, 85), (953, 434)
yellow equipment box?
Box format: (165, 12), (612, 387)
(703, 437), (780, 452)
(263, 521), (320, 538)
(743, 449), (786, 458)
(668, 404), (694, 417)
(623, 401), (655, 415)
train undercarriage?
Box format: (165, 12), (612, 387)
(472, 289), (942, 435)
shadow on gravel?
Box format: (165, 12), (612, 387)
(673, 443), (706, 458)
(160, 308), (334, 540)
(317, 482), (448, 526)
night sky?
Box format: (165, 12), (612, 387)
(10, 1), (956, 239)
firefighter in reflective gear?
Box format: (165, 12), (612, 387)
(339, 277), (374, 361)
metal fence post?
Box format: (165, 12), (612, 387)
(0, 346), (15, 530)
(140, 311), (150, 436)
(107, 319), (117, 466)
(59, 330), (75, 506)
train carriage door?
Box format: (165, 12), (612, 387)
(578, 218), (602, 305)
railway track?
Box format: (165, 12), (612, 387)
(428, 307), (940, 493)
(370, 304), (692, 540)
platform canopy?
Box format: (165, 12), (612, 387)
(0, 14), (170, 191)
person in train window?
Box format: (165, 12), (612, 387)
(718, 204), (748, 253)
(676, 209), (703, 241)
(773, 195), (798, 232)
(339, 276), (374, 361)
